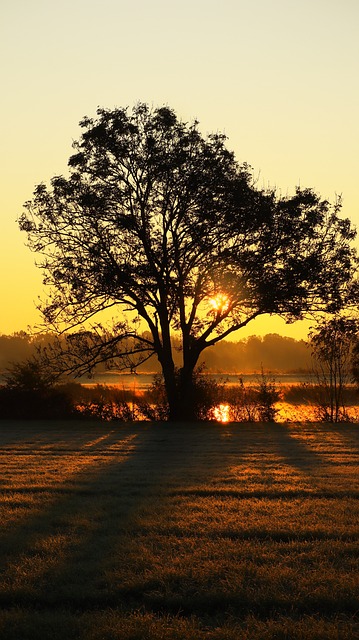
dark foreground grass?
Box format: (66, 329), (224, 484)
(0, 420), (358, 639)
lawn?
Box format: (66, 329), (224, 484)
(0, 420), (358, 639)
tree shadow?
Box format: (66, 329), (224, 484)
(0, 421), (356, 615)
(270, 422), (327, 472)
(0, 422), (243, 609)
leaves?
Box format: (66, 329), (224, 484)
(19, 103), (359, 419)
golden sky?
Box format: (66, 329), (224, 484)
(1, 0), (358, 338)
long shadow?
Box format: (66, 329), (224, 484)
(1, 421), (357, 619)
(269, 422), (328, 472)
(328, 422), (359, 447)
(0, 422), (244, 610)
(273, 422), (359, 494)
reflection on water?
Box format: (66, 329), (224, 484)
(1, 367), (357, 423)
(83, 371), (315, 389)
(211, 402), (359, 423)
(0, 369), (317, 389)
(276, 402), (359, 423)
(276, 402), (317, 422)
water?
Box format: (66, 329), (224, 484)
(82, 371), (314, 389)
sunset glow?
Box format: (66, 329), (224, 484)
(209, 293), (229, 314)
(213, 403), (230, 423)
(1, 1), (358, 338)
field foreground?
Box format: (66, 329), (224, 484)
(0, 420), (358, 640)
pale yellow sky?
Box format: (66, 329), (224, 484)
(1, 0), (358, 338)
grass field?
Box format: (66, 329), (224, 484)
(0, 420), (358, 639)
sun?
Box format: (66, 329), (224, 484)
(213, 403), (230, 423)
(209, 293), (229, 313)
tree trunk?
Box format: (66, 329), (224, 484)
(159, 356), (178, 422)
(167, 355), (204, 422)
(179, 364), (198, 421)
(159, 361), (198, 422)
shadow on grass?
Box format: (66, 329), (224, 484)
(0, 421), (357, 621)
(269, 422), (328, 472)
(0, 422), (244, 610)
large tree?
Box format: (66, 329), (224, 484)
(20, 103), (358, 420)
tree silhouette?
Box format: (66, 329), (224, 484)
(20, 103), (358, 421)
(310, 316), (359, 422)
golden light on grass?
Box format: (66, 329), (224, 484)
(0, 423), (358, 638)
(213, 403), (230, 423)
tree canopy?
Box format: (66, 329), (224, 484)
(20, 103), (358, 420)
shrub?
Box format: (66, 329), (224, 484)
(138, 367), (224, 422)
(224, 371), (280, 422)
(0, 359), (74, 419)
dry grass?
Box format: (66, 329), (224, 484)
(0, 419), (358, 639)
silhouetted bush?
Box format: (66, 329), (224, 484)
(0, 359), (74, 419)
(138, 368), (224, 422)
(75, 384), (136, 421)
(0, 385), (75, 419)
(223, 371), (280, 422)
(224, 380), (259, 421)
(282, 382), (359, 406)
(255, 371), (281, 422)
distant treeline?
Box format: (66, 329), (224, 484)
(0, 331), (311, 375)
(197, 334), (311, 373)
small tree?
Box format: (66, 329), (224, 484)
(310, 316), (359, 422)
(351, 336), (359, 387)
(256, 370), (280, 422)
(0, 359), (73, 419)
(224, 371), (280, 422)
(20, 103), (358, 421)
(225, 379), (259, 422)
(3, 358), (56, 392)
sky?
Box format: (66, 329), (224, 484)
(1, 0), (358, 339)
